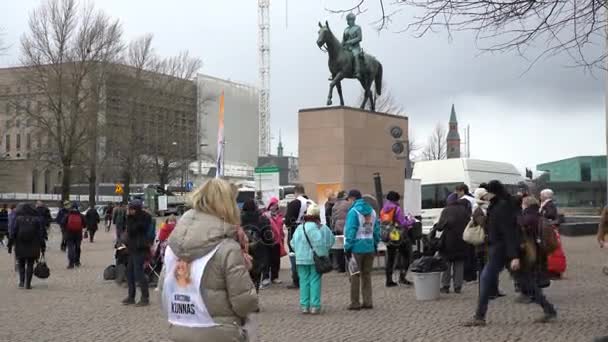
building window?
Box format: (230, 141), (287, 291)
(5, 134), (10, 151)
(26, 133), (31, 150)
(44, 170), (50, 194)
(581, 163), (592, 182)
(15, 119), (20, 128)
(16, 134), (21, 150)
(36, 135), (41, 149)
(32, 169), (38, 193)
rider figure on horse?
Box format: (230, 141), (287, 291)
(343, 13), (364, 78)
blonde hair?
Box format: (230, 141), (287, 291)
(523, 196), (539, 208)
(189, 178), (240, 226)
(165, 215), (177, 224)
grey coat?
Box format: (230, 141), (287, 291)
(159, 209), (258, 342)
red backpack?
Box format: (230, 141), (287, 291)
(66, 213), (83, 233)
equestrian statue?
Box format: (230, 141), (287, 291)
(316, 13), (383, 112)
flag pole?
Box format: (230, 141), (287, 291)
(216, 90), (225, 178)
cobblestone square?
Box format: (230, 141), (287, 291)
(1, 225), (607, 342)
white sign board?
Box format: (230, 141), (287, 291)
(158, 195), (168, 211)
(254, 166), (280, 205)
(403, 178), (422, 216)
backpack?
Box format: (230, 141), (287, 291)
(379, 207), (400, 244)
(539, 218), (559, 254)
(17, 216), (38, 242)
(66, 213), (83, 233)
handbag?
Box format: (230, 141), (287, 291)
(462, 218), (485, 246)
(302, 225), (333, 274)
(34, 253), (50, 279)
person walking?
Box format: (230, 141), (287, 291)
(56, 201), (71, 252)
(436, 193), (471, 294)
(463, 180), (522, 326)
(324, 193), (337, 228)
(62, 203), (86, 269)
(159, 178), (258, 341)
(290, 204), (335, 314)
(264, 197), (286, 285)
(7, 204), (18, 271)
(344, 189), (380, 310)
(122, 199), (152, 306)
(112, 202), (128, 240)
(8, 203), (46, 289)
(0, 204), (8, 247)
(35, 201), (51, 238)
(381, 191), (415, 287)
(284, 185), (309, 289)
(539, 189), (559, 222)
(85, 205), (100, 243)
(330, 191), (351, 273)
(514, 196), (558, 322)
(241, 199), (273, 292)
(105, 203), (114, 232)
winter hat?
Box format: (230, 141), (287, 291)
(128, 199), (143, 210)
(267, 197), (279, 210)
(386, 191), (401, 202)
(347, 189), (362, 200)
(474, 188), (489, 204)
(306, 203), (321, 217)
(446, 193), (459, 205)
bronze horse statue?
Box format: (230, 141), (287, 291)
(316, 21), (383, 111)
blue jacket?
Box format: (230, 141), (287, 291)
(290, 222), (335, 265)
(344, 199), (380, 254)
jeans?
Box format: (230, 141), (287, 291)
(66, 233), (82, 266)
(127, 252), (149, 300)
(18, 257), (35, 287)
(475, 246), (505, 319)
(331, 249), (346, 272)
(351, 253), (375, 307)
(269, 243), (281, 281)
(289, 254), (299, 287)
(442, 260), (464, 290)
(297, 265), (322, 309)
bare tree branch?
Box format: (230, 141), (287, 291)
(332, 0), (607, 70)
(421, 123), (447, 160)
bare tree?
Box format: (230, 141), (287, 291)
(0, 28), (8, 55)
(329, 0), (607, 70)
(422, 123), (447, 160)
(108, 35), (201, 201)
(16, 0), (123, 201)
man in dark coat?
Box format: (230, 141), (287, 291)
(464, 180), (522, 327)
(8, 203), (46, 289)
(56, 200), (71, 252)
(284, 184), (308, 289)
(35, 201), (52, 238)
(85, 206), (100, 243)
(61, 203), (86, 269)
(122, 199), (152, 306)
(436, 194), (471, 293)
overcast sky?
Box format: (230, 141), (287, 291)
(0, 0), (604, 174)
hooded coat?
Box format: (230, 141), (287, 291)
(159, 209), (258, 342)
(344, 199), (381, 254)
(11, 203), (46, 259)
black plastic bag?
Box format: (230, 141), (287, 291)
(103, 265), (116, 280)
(410, 255), (448, 273)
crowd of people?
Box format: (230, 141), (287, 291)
(4, 176), (605, 341)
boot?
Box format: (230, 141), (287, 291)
(386, 272), (397, 287)
(25, 265), (33, 290)
(18, 261), (25, 288)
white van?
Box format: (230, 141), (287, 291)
(412, 158), (525, 234)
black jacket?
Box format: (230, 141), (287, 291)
(85, 208), (100, 230)
(436, 199), (471, 261)
(284, 200), (302, 229)
(12, 203), (46, 259)
(126, 209), (152, 252)
(36, 206), (52, 229)
(241, 210), (273, 271)
(486, 195), (521, 261)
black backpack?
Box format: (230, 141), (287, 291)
(17, 216), (38, 242)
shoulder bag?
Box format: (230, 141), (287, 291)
(303, 225), (333, 274)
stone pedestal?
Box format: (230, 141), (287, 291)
(298, 106), (408, 202)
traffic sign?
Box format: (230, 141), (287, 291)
(185, 181), (194, 192)
(115, 183), (124, 195)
